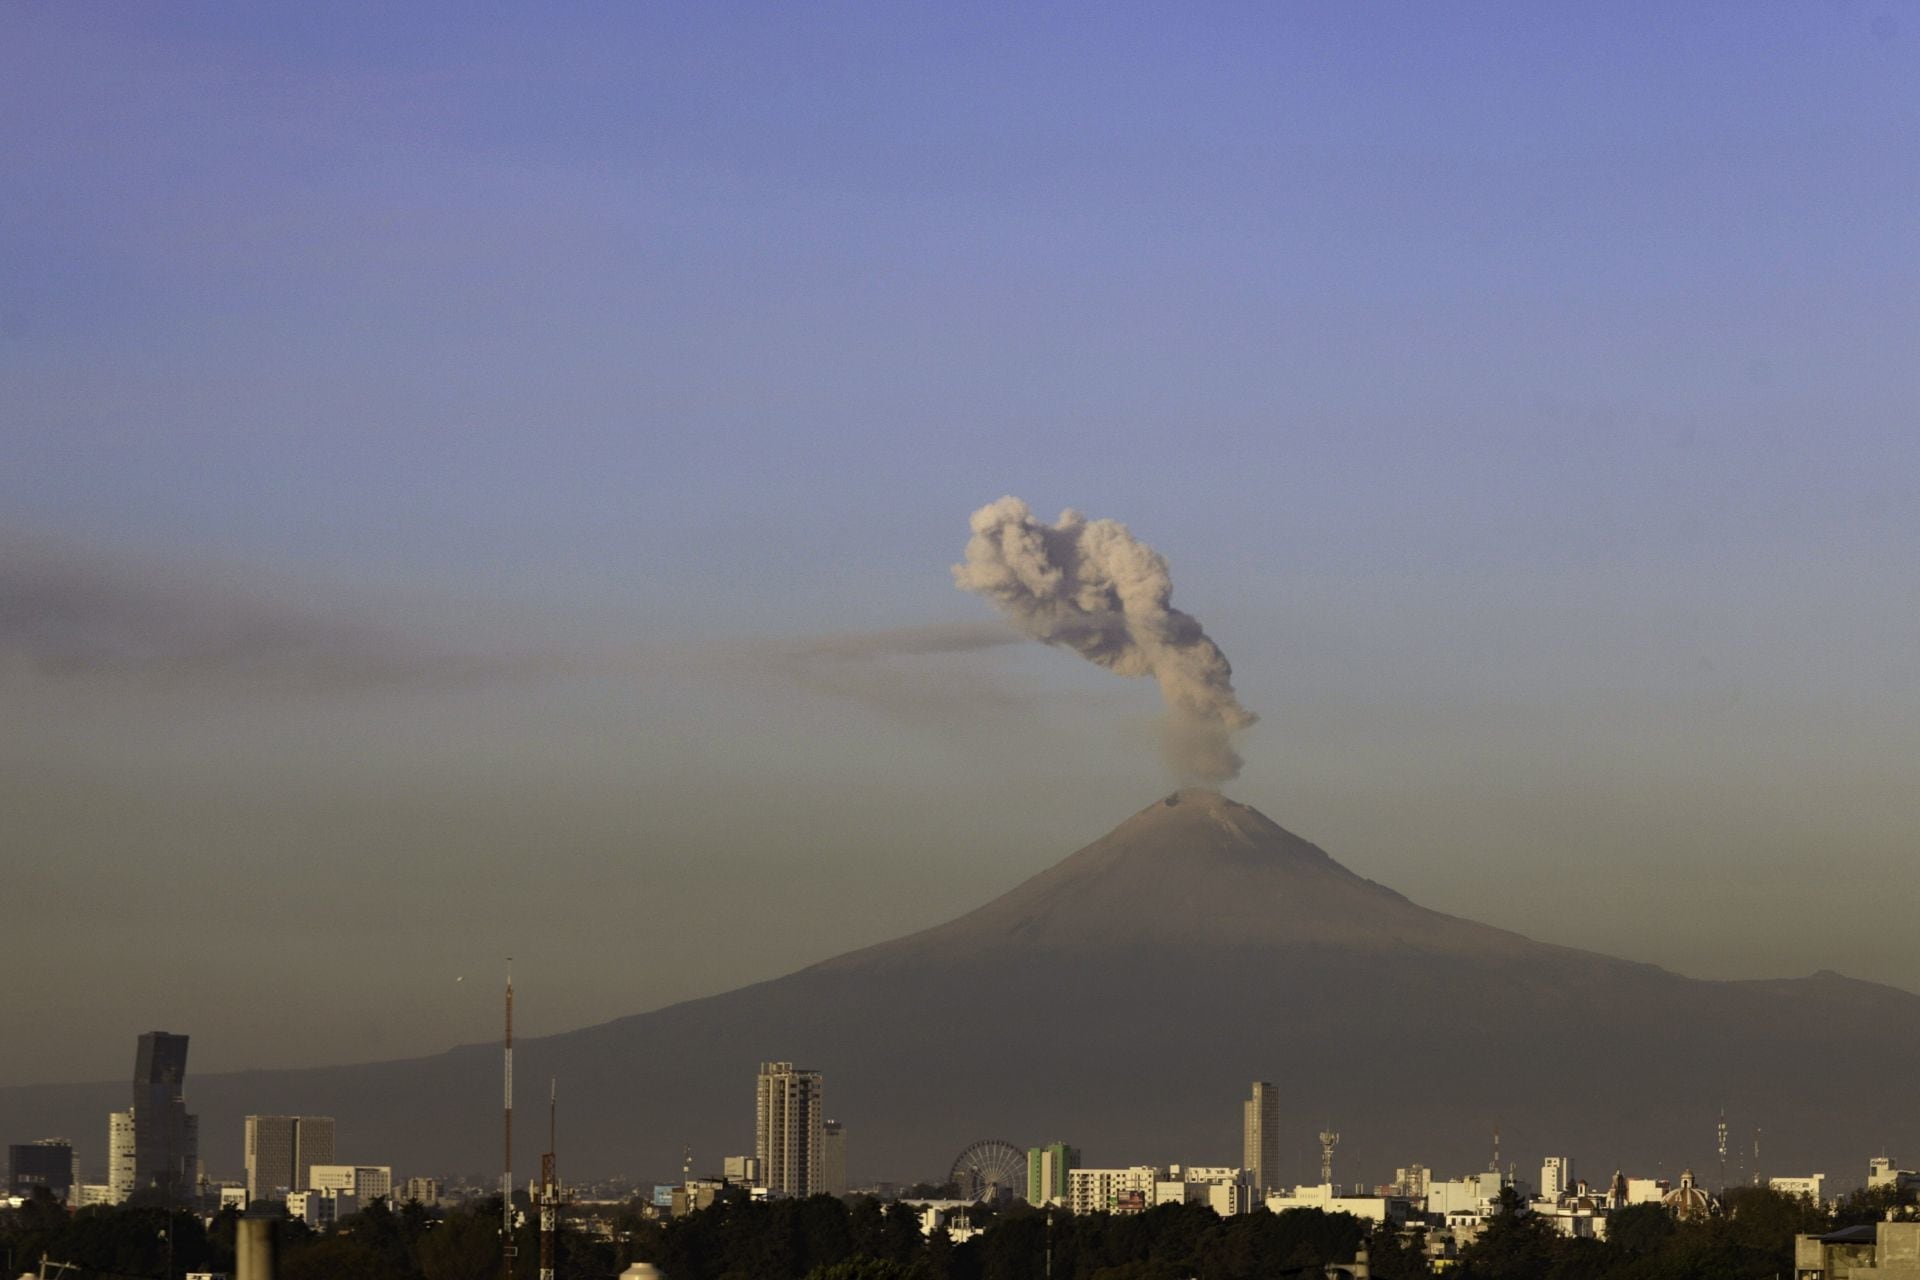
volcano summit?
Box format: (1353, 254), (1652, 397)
(4, 790), (1915, 1187)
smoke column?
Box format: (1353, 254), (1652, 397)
(954, 496), (1257, 783)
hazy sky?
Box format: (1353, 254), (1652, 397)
(4, 3), (1917, 1087)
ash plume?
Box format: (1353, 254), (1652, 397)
(954, 496), (1257, 782)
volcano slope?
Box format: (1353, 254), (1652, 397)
(7, 789), (1915, 1188)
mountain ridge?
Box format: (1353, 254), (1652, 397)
(3, 790), (1915, 1189)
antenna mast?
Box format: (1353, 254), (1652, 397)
(1717, 1108), (1728, 1191)
(539, 1078), (557, 1280)
(504, 960), (515, 1280)
(1319, 1127), (1340, 1188)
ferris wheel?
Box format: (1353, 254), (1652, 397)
(949, 1139), (1028, 1203)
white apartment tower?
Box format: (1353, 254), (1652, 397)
(755, 1062), (825, 1197)
(107, 1110), (135, 1204)
(1542, 1156), (1575, 1200)
(1243, 1082), (1281, 1194)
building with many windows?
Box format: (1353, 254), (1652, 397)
(1541, 1156), (1575, 1200)
(397, 1176), (441, 1207)
(1770, 1173), (1827, 1204)
(244, 1115), (337, 1201)
(755, 1062), (824, 1197)
(107, 1110), (135, 1204)
(8, 1139), (76, 1202)
(821, 1121), (847, 1197)
(1243, 1082), (1281, 1194)
(1067, 1166), (1160, 1215)
(1027, 1142), (1080, 1207)
(311, 1165), (392, 1200)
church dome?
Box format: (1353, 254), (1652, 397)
(1662, 1169), (1715, 1222)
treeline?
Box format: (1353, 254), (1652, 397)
(625, 1192), (1370, 1279)
(0, 1194), (610, 1280)
(0, 1180), (1911, 1280)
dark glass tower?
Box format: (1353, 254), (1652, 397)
(131, 1031), (196, 1197)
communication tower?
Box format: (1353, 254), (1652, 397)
(1318, 1128), (1340, 1187)
(503, 961), (515, 1280)
(1717, 1108), (1728, 1190)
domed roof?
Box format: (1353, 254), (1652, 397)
(1662, 1169), (1714, 1221)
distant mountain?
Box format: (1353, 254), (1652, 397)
(6, 790), (1916, 1190)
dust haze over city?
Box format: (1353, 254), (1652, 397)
(4, 4), (1920, 1276)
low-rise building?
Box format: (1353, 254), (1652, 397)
(902, 1199), (985, 1243)
(1153, 1166), (1255, 1215)
(1772, 1174), (1827, 1204)
(1870, 1159), (1920, 1197)
(1795, 1220), (1920, 1278)
(287, 1189), (358, 1230)
(398, 1176), (440, 1207)
(1425, 1172), (1504, 1217)
(310, 1164), (392, 1200)
(1265, 1183), (1409, 1224)
(1625, 1177), (1668, 1206)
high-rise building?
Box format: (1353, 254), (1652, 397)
(8, 1139), (76, 1201)
(1242, 1082), (1280, 1194)
(1027, 1142), (1080, 1207)
(108, 1110), (136, 1203)
(1541, 1156), (1575, 1201)
(244, 1115), (338, 1201)
(131, 1031), (196, 1198)
(754, 1061), (824, 1197)
(822, 1121), (848, 1197)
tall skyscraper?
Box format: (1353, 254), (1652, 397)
(754, 1062), (824, 1197)
(822, 1120), (847, 1197)
(107, 1110), (135, 1203)
(244, 1115), (338, 1201)
(1243, 1082), (1280, 1194)
(131, 1031), (197, 1198)
(1027, 1142), (1080, 1207)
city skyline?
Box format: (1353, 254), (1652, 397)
(15, 1030), (1908, 1200)
(7, 791), (1912, 1193)
(3, 0), (1917, 1130)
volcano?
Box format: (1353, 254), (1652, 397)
(6, 790), (1916, 1189)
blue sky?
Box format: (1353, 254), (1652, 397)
(3, 3), (1916, 1084)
